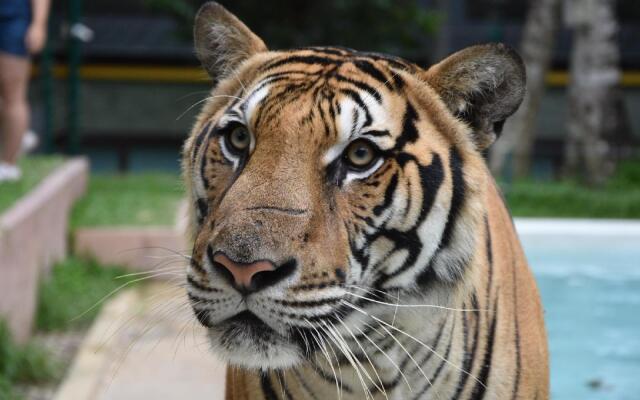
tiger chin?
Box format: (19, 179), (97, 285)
(182, 2), (549, 399)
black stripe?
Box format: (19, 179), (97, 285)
(245, 205), (308, 215)
(469, 300), (499, 399)
(304, 46), (351, 56)
(196, 198), (208, 225)
(383, 315), (449, 390)
(275, 371), (293, 400)
(200, 140), (211, 189)
(189, 258), (207, 275)
(352, 59), (391, 88)
(340, 88), (372, 127)
(274, 297), (341, 308)
(306, 354), (354, 393)
(394, 102), (419, 150)
(370, 340), (423, 391)
(451, 294), (481, 399)
(260, 372), (279, 400)
(350, 107), (359, 136)
(373, 172), (398, 216)
(485, 216), (494, 301)
(186, 274), (220, 293)
(376, 152), (445, 286)
(191, 121), (211, 164)
(263, 55), (337, 71)
(511, 257), (522, 399)
(414, 315), (456, 399)
(192, 308), (210, 327)
(333, 73), (382, 102)
(364, 129), (392, 137)
(439, 147), (465, 249)
(293, 369), (319, 400)
(253, 81), (311, 128)
(410, 154), (445, 223)
(419, 315), (450, 366)
(187, 292), (218, 304)
(317, 97), (332, 137)
(354, 51), (414, 71)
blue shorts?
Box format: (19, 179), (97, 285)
(0, 15), (30, 58)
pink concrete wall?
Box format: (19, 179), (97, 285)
(0, 158), (88, 342)
(74, 227), (188, 274)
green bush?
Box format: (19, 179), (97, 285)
(144, 0), (441, 62)
(36, 258), (137, 332)
(0, 376), (17, 400)
(0, 320), (58, 399)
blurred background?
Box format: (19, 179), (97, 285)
(29, 0), (639, 177)
(1, 1), (639, 400)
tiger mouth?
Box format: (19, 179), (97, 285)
(215, 310), (289, 347)
(207, 309), (305, 369)
(221, 310), (272, 334)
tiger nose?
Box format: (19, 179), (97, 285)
(212, 252), (296, 293)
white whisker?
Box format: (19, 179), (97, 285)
(343, 300), (486, 390)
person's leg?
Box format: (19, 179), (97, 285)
(0, 52), (31, 165)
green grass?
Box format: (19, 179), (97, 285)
(36, 258), (137, 332)
(71, 173), (184, 227)
(504, 160), (640, 219)
(0, 156), (65, 214)
(0, 320), (59, 400)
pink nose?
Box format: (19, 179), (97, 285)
(213, 253), (276, 290)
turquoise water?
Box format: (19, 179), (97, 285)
(522, 233), (640, 400)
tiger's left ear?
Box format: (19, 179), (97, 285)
(423, 43), (526, 150)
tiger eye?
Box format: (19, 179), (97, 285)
(227, 126), (250, 152)
(345, 139), (377, 169)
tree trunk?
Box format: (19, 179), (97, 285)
(563, 0), (621, 186)
(490, 0), (561, 178)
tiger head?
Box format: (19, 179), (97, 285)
(183, 2), (525, 370)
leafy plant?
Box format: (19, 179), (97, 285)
(143, 0), (441, 63)
(0, 320), (59, 399)
(36, 258), (137, 331)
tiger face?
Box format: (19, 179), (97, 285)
(183, 3), (524, 371)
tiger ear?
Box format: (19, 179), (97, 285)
(194, 2), (267, 84)
(423, 43), (526, 150)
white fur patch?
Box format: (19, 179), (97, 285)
(244, 84), (270, 124)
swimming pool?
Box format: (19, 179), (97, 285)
(516, 219), (640, 400)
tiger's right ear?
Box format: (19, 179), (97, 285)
(194, 2), (267, 84)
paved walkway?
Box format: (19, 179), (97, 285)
(54, 282), (226, 400)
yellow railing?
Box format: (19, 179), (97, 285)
(33, 64), (640, 87)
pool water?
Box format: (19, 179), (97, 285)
(518, 220), (640, 400)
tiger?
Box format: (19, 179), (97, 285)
(182, 2), (549, 399)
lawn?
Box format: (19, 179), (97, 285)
(36, 258), (138, 332)
(71, 173), (184, 227)
(69, 161), (640, 225)
(0, 156), (65, 214)
(504, 160), (640, 219)
(4, 157), (639, 223)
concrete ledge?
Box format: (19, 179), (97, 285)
(74, 200), (189, 274)
(514, 217), (640, 236)
(54, 283), (225, 400)
(74, 227), (188, 273)
(0, 158), (89, 342)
